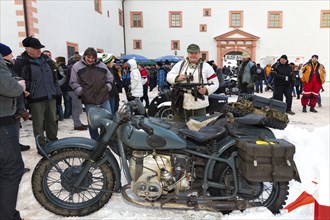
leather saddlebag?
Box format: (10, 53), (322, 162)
(237, 138), (295, 182)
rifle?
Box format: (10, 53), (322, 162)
(173, 82), (214, 101)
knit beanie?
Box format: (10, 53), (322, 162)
(280, 54), (288, 60)
(102, 53), (114, 64)
(0, 43), (12, 57)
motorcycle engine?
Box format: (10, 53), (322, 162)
(129, 151), (191, 201)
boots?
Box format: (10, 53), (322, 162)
(297, 95), (300, 99)
(310, 107), (318, 113)
(302, 106), (307, 113)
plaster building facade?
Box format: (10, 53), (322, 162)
(1, 0), (329, 69)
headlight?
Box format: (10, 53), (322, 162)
(87, 106), (112, 129)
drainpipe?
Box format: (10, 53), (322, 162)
(122, 0), (126, 55)
(22, 0), (29, 37)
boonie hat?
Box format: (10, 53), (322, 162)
(22, 37), (45, 49)
(187, 44), (200, 53)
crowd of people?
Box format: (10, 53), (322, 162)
(0, 36), (327, 220)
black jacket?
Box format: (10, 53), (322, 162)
(271, 61), (292, 86)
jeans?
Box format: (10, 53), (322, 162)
(85, 100), (111, 140)
(255, 80), (263, 93)
(63, 92), (72, 118)
(68, 91), (83, 128)
(0, 122), (24, 220)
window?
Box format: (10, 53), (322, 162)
(229, 11), (243, 28)
(321, 10), (330, 28)
(119, 9), (123, 26)
(171, 40), (180, 50)
(169, 11), (182, 27)
(201, 51), (209, 61)
(200, 24), (207, 32)
(268, 11), (283, 28)
(94, 0), (102, 14)
(66, 42), (78, 59)
(133, 40), (142, 49)
(130, 12), (143, 27)
(96, 48), (104, 53)
(203, 8), (211, 17)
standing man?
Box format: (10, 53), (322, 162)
(255, 63), (265, 93)
(67, 54), (87, 131)
(237, 52), (256, 94)
(271, 55), (295, 115)
(0, 54), (26, 220)
(300, 55), (326, 113)
(167, 44), (219, 122)
(156, 61), (170, 93)
(13, 37), (61, 148)
(70, 47), (113, 140)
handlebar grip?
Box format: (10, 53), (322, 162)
(139, 121), (154, 135)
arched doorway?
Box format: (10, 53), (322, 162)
(214, 29), (259, 67)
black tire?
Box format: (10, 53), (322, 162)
(158, 106), (174, 120)
(209, 162), (289, 214)
(222, 104), (251, 117)
(260, 117), (288, 130)
(32, 148), (115, 217)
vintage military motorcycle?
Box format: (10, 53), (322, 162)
(32, 94), (300, 217)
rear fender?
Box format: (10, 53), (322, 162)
(44, 137), (121, 191)
(157, 101), (171, 108)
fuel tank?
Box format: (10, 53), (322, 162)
(119, 117), (187, 150)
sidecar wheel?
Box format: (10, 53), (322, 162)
(158, 106), (174, 120)
(209, 163), (289, 214)
(32, 148), (115, 217)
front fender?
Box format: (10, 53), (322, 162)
(44, 137), (121, 191)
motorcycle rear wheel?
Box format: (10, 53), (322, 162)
(209, 163), (289, 214)
(32, 148), (115, 217)
(158, 106), (174, 120)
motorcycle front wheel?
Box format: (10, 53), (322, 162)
(32, 148), (115, 217)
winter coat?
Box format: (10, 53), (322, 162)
(167, 60), (219, 110)
(238, 60), (255, 88)
(301, 61), (326, 84)
(0, 55), (23, 124)
(255, 66), (265, 81)
(291, 70), (301, 87)
(157, 66), (168, 91)
(271, 61), (292, 86)
(70, 59), (113, 105)
(13, 51), (62, 103)
(127, 59), (145, 98)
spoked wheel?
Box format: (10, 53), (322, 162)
(32, 148), (115, 217)
(209, 163), (289, 214)
(158, 106), (174, 120)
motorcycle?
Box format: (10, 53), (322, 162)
(31, 96), (300, 217)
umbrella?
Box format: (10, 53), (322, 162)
(119, 54), (150, 62)
(154, 55), (184, 62)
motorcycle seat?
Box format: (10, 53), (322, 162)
(179, 125), (226, 143)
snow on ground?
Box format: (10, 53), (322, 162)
(17, 82), (329, 219)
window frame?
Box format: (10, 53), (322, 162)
(66, 42), (79, 60)
(200, 24), (207, 32)
(171, 40), (180, 50)
(169, 11), (182, 28)
(133, 39), (142, 50)
(268, 11), (283, 28)
(321, 10), (330, 28)
(201, 51), (209, 61)
(94, 0), (102, 14)
(119, 9), (123, 27)
(130, 11), (143, 28)
(203, 8), (211, 17)
(229, 11), (243, 28)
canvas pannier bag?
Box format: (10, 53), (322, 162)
(236, 138), (295, 182)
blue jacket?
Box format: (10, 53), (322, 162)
(157, 66), (168, 91)
(13, 51), (61, 103)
